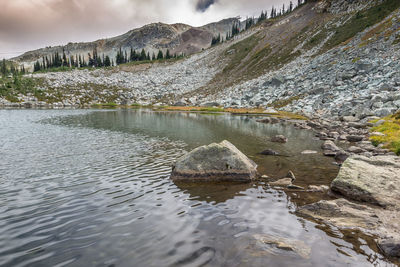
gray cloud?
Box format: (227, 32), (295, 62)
(0, 0), (290, 59)
(196, 0), (217, 12)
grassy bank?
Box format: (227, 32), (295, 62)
(370, 112), (400, 155)
(324, 0), (400, 51)
(0, 75), (46, 102)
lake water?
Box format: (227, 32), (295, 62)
(0, 109), (396, 266)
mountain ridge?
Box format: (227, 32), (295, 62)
(12, 18), (240, 67)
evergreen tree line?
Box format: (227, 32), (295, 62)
(210, 0), (307, 46)
(116, 47), (182, 65)
(261, 0), (304, 21)
(33, 46), (184, 72)
(1, 59), (25, 77)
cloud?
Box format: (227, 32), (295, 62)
(196, 0), (217, 12)
(0, 0), (290, 59)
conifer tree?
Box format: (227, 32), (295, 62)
(1, 59), (7, 77)
(157, 50), (163, 60)
(62, 48), (67, 67)
(34, 60), (41, 72)
(166, 49), (171, 59)
(140, 49), (146, 61)
(104, 56), (111, 67)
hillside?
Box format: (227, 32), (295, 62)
(11, 18), (240, 69)
(1, 0), (400, 123)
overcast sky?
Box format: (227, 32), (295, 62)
(0, 0), (290, 59)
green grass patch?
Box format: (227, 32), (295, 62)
(222, 34), (262, 74)
(304, 30), (328, 50)
(0, 75), (46, 102)
(269, 95), (305, 109)
(370, 112), (400, 155)
(324, 0), (400, 51)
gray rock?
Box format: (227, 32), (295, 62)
(356, 61), (373, 72)
(347, 146), (366, 154)
(335, 150), (350, 162)
(287, 184), (304, 190)
(202, 102), (220, 107)
(321, 140), (340, 151)
(323, 150), (337, 157)
(260, 149), (280, 156)
(346, 135), (364, 142)
(342, 116), (359, 122)
(287, 170), (296, 181)
(171, 140), (258, 182)
(271, 135), (288, 143)
(270, 178), (293, 186)
(374, 108), (396, 117)
(253, 234), (311, 259)
(307, 185), (329, 192)
(331, 155), (400, 207)
(270, 77), (284, 87)
(297, 197), (400, 259)
(378, 238), (400, 258)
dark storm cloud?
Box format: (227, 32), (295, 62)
(196, 0), (217, 12)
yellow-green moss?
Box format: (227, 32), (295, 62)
(370, 112), (400, 155)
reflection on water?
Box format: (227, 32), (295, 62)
(0, 109), (396, 266)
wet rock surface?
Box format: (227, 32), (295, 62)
(297, 155), (400, 258)
(271, 135), (288, 143)
(253, 234), (311, 259)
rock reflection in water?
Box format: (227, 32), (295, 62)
(0, 109), (397, 266)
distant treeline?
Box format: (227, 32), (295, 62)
(211, 0), (307, 46)
(32, 46), (185, 72)
(1, 59), (25, 77)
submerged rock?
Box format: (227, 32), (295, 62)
(307, 185), (329, 192)
(297, 198), (380, 229)
(271, 135), (288, 143)
(253, 234), (311, 259)
(170, 140), (258, 182)
(260, 149), (280, 156)
(301, 150), (318, 154)
(331, 155), (400, 207)
(269, 178), (293, 186)
(298, 155), (400, 258)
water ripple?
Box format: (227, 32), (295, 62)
(0, 110), (396, 267)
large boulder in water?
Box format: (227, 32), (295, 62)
(171, 140), (258, 182)
(331, 155), (400, 207)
